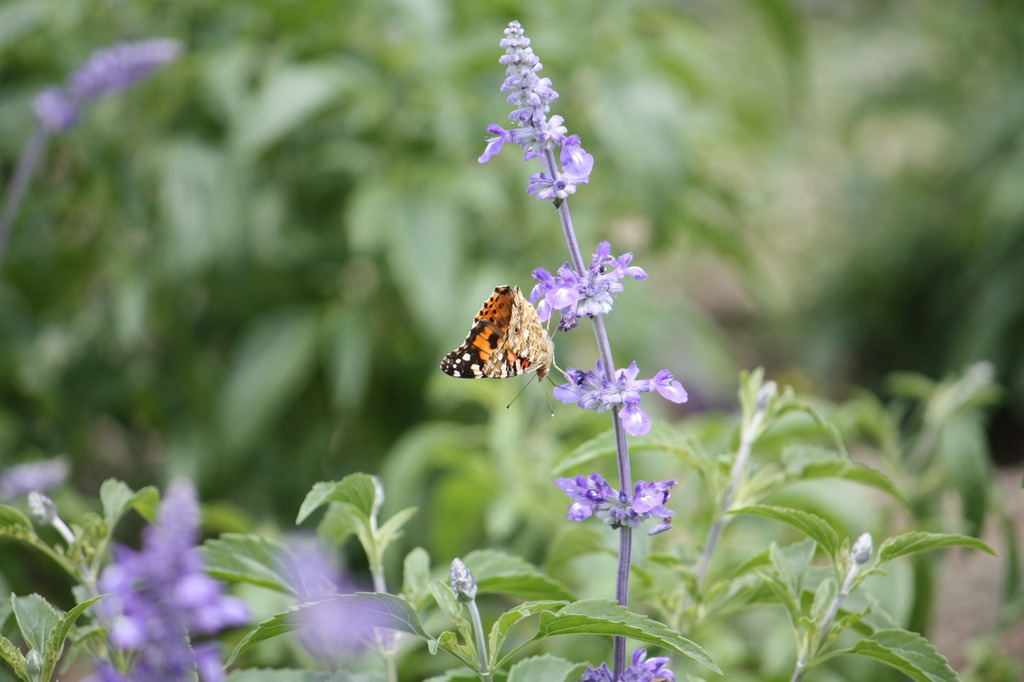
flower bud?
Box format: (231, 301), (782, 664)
(449, 557), (477, 602)
(27, 492), (57, 525)
(851, 532), (873, 566)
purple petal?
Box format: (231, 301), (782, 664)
(620, 398), (651, 436)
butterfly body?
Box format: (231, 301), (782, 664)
(440, 285), (554, 380)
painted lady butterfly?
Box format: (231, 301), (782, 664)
(440, 285), (555, 380)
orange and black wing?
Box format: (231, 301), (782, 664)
(440, 286), (514, 378)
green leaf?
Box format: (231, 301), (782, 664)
(315, 502), (357, 547)
(225, 669), (371, 682)
(0, 505), (35, 539)
(429, 578), (461, 620)
(402, 547), (432, 607)
(375, 506), (418, 551)
(40, 596), (101, 681)
(465, 549), (575, 602)
(782, 451), (908, 506)
(490, 601), (568, 663)
(232, 62), (344, 157)
(730, 505), (841, 557)
(296, 474), (381, 524)
(201, 534), (297, 596)
(545, 525), (611, 576)
(0, 633), (28, 681)
(508, 654), (587, 682)
(11, 594), (59, 654)
(835, 628), (957, 682)
(937, 413), (991, 536)
(227, 592), (427, 666)
(100, 479), (159, 527)
(877, 531), (995, 564)
(219, 308), (320, 454)
(535, 599), (719, 673)
(553, 429), (616, 474)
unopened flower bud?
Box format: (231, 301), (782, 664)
(26, 649), (42, 680)
(851, 532), (873, 566)
(449, 557), (477, 602)
(27, 492), (57, 525)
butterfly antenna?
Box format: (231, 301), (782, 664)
(506, 373), (538, 410)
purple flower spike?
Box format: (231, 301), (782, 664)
(553, 361), (687, 436)
(530, 242), (647, 328)
(480, 21), (593, 201)
(580, 648), (676, 682)
(32, 88), (80, 133)
(0, 456), (70, 502)
(278, 540), (384, 665)
(32, 38), (182, 134)
(69, 39), (182, 99)
(557, 473), (676, 534)
(96, 479), (249, 682)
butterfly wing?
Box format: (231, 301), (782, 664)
(440, 286), (515, 378)
(440, 286), (553, 379)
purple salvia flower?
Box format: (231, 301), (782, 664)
(580, 648), (676, 682)
(0, 456), (70, 502)
(530, 242), (647, 328)
(96, 479), (249, 682)
(68, 39), (183, 99)
(280, 540), (382, 665)
(31, 38), (182, 134)
(556, 473), (676, 535)
(553, 361), (687, 436)
(480, 21), (593, 201)
(32, 88), (80, 133)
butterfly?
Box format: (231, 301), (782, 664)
(440, 285), (555, 380)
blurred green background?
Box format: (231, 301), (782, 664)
(1, 0), (1022, 522)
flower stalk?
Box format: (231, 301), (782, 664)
(481, 22), (685, 678)
(450, 558), (491, 682)
(790, 533), (873, 682)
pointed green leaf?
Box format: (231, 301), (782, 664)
(877, 532), (995, 565)
(429, 578), (461, 620)
(490, 600), (568, 663)
(465, 549), (574, 602)
(375, 506), (418, 550)
(553, 429), (616, 474)
(402, 547), (432, 607)
(11, 594), (59, 654)
(100, 479), (159, 527)
(220, 308), (320, 454)
(508, 654), (588, 682)
(536, 599), (719, 673)
(201, 534), (296, 596)
(225, 669), (364, 682)
(0, 505), (34, 539)
(296, 474), (381, 524)
(783, 452), (907, 506)
(315, 502), (357, 547)
(0, 633), (28, 681)
(40, 596), (101, 680)
(227, 592), (426, 666)
(730, 505), (840, 557)
(836, 628), (957, 682)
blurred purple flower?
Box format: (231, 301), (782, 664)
(0, 456), (70, 502)
(530, 242), (647, 329)
(281, 540), (383, 665)
(581, 648), (676, 681)
(479, 21), (593, 201)
(556, 474), (676, 535)
(32, 38), (182, 134)
(96, 479), (249, 682)
(553, 361), (687, 436)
